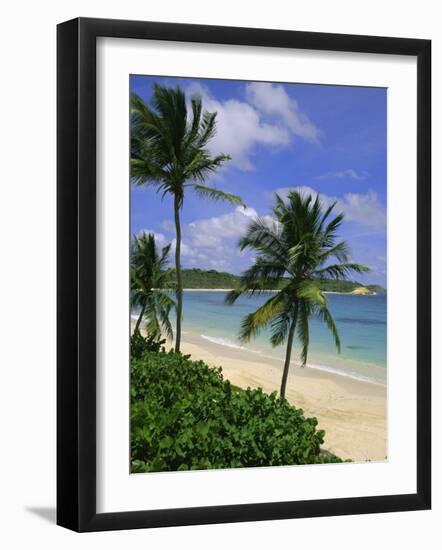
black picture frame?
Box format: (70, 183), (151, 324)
(57, 17), (431, 532)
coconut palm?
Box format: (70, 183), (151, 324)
(226, 191), (370, 400)
(131, 232), (176, 340)
(131, 84), (244, 352)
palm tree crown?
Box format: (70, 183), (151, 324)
(226, 190), (370, 399)
(131, 232), (176, 339)
(131, 84), (244, 352)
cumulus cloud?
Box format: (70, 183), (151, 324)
(140, 191), (385, 275)
(159, 206), (271, 271)
(185, 82), (318, 171)
(135, 229), (168, 249)
(342, 190), (386, 229)
(316, 169), (368, 181)
(141, 187), (385, 273)
(246, 82), (319, 143)
(274, 185), (386, 229)
(187, 206), (258, 240)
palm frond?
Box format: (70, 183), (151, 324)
(159, 309), (174, 340)
(192, 184), (244, 206)
(158, 244), (172, 270)
(196, 111), (218, 148)
(237, 257), (285, 287)
(130, 158), (170, 187)
(322, 212), (345, 244)
(313, 262), (370, 279)
(296, 279), (327, 308)
(318, 241), (350, 263)
(238, 292), (287, 342)
(144, 297), (162, 338)
(318, 306), (341, 352)
(225, 288), (243, 305)
(185, 94), (202, 146)
(184, 152), (231, 181)
(156, 292), (175, 339)
(317, 199), (338, 233)
(238, 218), (286, 267)
(269, 302), (293, 347)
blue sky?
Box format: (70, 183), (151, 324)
(130, 75), (387, 286)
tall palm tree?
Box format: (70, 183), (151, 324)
(226, 191), (370, 400)
(131, 232), (176, 339)
(131, 84), (244, 352)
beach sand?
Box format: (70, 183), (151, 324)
(179, 331), (387, 462)
(131, 321), (387, 462)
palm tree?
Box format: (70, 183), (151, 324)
(226, 191), (370, 400)
(131, 232), (176, 340)
(131, 84), (244, 352)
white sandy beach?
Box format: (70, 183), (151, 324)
(178, 331), (387, 462)
(131, 321), (387, 462)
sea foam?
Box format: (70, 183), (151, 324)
(200, 334), (261, 355)
(200, 333), (384, 385)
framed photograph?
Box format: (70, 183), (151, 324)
(57, 17), (431, 532)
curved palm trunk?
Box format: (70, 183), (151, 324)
(280, 302), (299, 400)
(173, 194), (183, 352)
(134, 303), (146, 333)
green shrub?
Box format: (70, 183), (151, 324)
(130, 330), (166, 359)
(131, 351), (343, 472)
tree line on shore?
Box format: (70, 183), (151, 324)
(159, 267), (384, 294)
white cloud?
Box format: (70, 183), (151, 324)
(145, 186), (385, 273)
(238, 205), (259, 218)
(160, 206), (271, 272)
(274, 185), (386, 229)
(135, 229), (168, 249)
(186, 82), (289, 171)
(144, 190), (385, 274)
(185, 82), (318, 171)
(316, 169), (368, 181)
(342, 190), (386, 228)
(246, 82), (319, 143)
(186, 206), (258, 244)
(159, 219), (175, 233)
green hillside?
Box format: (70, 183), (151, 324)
(164, 268), (385, 294)
(166, 268), (240, 289)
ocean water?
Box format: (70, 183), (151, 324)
(134, 290), (387, 385)
(183, 291), (386, 384)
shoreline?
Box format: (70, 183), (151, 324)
(131, 314), (386, 386)
(131, 320), (387, 462)
(178, 330), (387, 461)
(198, 333), (386, 387)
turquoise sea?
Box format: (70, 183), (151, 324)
(169, 291), (387, 385)
(133, 290), (387, 385)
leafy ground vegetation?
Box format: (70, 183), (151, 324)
(130, 334), (343, 473)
